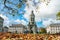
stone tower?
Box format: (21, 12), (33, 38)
(28, 11), (37, 34)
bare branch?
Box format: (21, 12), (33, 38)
(3, 0), (26, 16)
(4, 0), (13, 10)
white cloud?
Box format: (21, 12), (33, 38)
(15, 19), (21, 23)
(42, 19), (54, 26)
(24, 0), (60, 22)
(42, 18), (60, 27)
(21, 20), (27, 25)
(0, 0), (60, 27)
(15, 19), (27, 25)
(0, 14), (8, 20)
(0, 14), (9, 27)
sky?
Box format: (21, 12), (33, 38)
(0, 0), (60, 27)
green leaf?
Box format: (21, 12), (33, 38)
(56, 12), (60, 17)
(56, 12), (60, 20)
(17, 3), (21, 8)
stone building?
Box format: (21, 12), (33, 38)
(0, 17), (4, 32)
(46, 23), (60, 34)
(28, 11), (37, 34)
(8, 24), (27, 33)
(3, 26), (8, 32)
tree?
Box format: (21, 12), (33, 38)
(0, 0), (27, 16)
(39, 28), (47, 34)
(56, 12), (60, 20)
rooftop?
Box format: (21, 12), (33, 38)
(10, 24), (27, 28)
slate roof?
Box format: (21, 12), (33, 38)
(49, 23), (60, 27)
(10, 24), (27, 28)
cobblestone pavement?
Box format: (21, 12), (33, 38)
(0, 32), (60, 40)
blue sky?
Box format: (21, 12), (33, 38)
(0, 0), (60, 27)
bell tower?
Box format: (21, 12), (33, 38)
(28, 11), (37, 34)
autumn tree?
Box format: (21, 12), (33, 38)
(39, 27), (47, 34)
(56, 12), (60, 20)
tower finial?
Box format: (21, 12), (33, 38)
(32, 10), (33, 13)
(31, 10), (35, 16)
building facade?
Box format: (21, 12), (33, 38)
(46, 23), (60, 34)
(0, 17), (4, 32)
(28, 11), (37, 34)
(8, 24), (26, 33)
(3, 26), (8, 32)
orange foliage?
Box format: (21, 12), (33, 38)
(0, 33), (60, 40)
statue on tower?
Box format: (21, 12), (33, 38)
(28, 11), (37, 34)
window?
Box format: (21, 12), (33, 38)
(0, 20), (3, 21)
(31, 18), (34, 21)
(32, 22), (34, 24)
